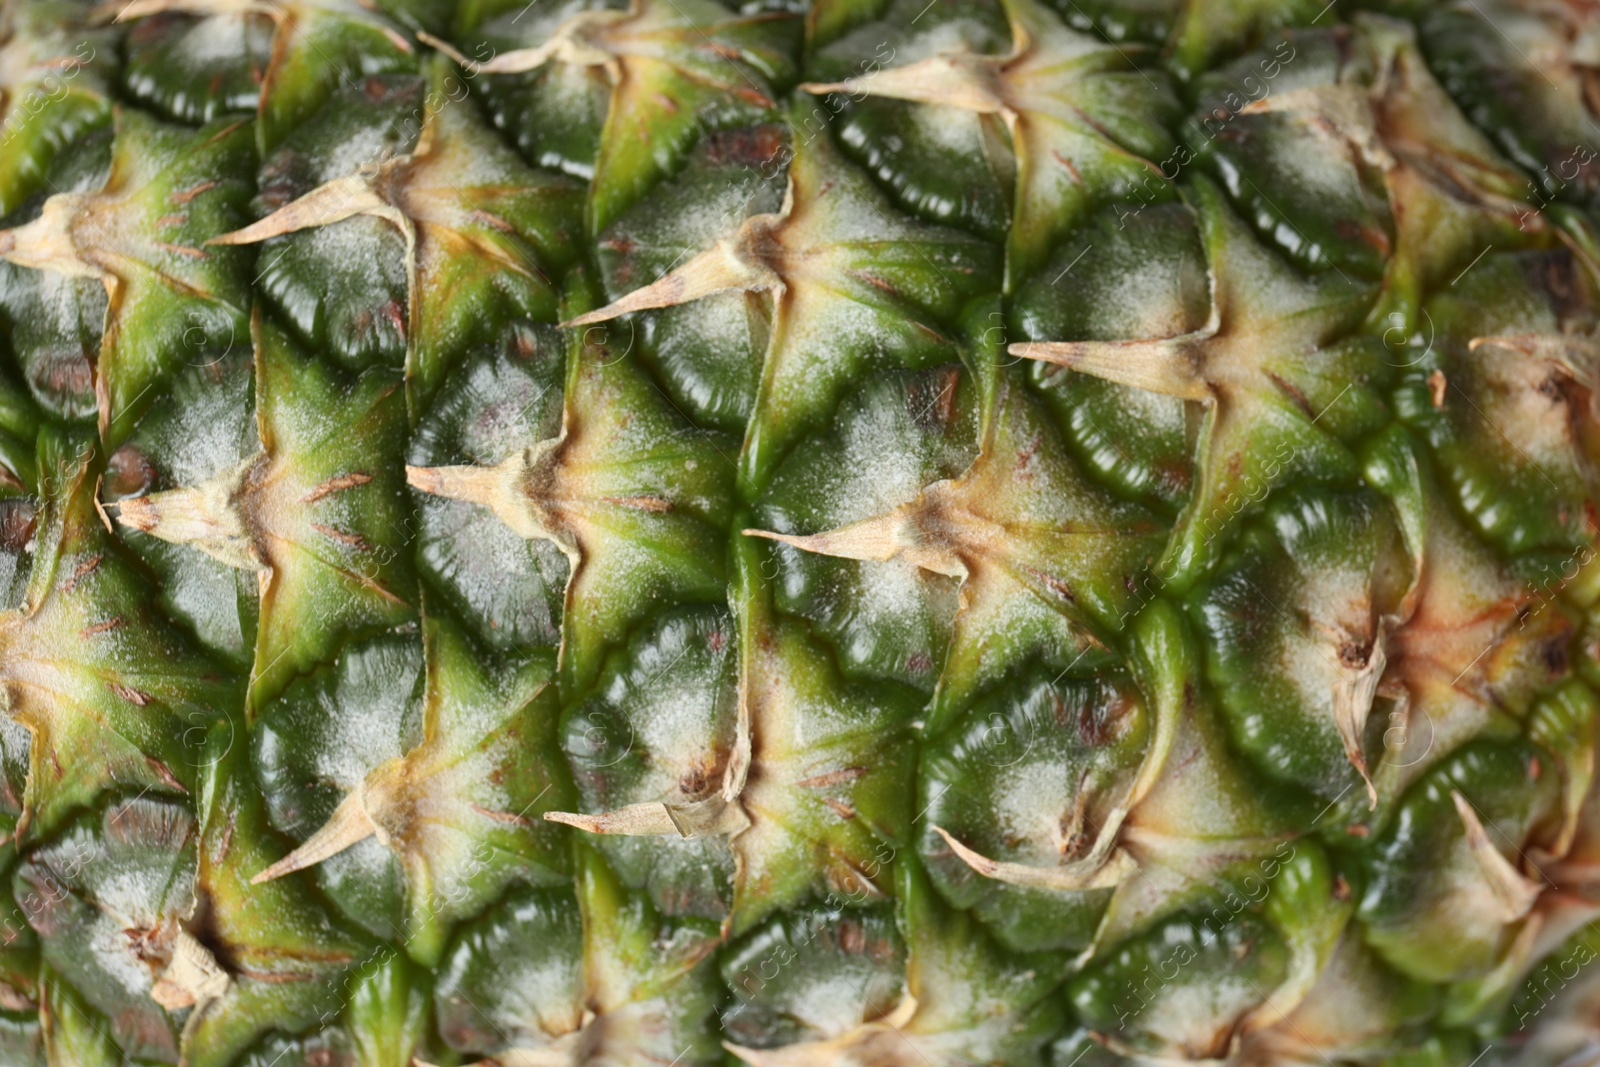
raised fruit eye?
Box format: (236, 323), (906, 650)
(5, 0), (1600, 1062)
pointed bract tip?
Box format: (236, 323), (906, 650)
(109, 495), (160, 533)
(416, 30), (476, 69)
(251, 791), (379, 884)
(108, 0), (165, 21)
(249, 861), (290, 886)
(558, 307), (616, 329)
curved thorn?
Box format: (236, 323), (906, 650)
(1451, 790), (1542, 923)
(930, 824), (1136, 890)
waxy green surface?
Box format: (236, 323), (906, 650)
(1, 0), (1600, 1064)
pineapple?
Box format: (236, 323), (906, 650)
(2, 0), (1600, 1061)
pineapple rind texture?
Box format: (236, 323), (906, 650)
(1, 0), (1600, 1062)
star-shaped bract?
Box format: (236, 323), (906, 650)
(922, 602), (1290, 933)
(1193, 487), (1413, 808)
(111, 312), (416, 711)
(17, 797), (203, 1062)
(567, 105), (998, 488)
(426, 0), (796, 233)
(1423, 0), (1600, 205)
(404, 313), (734, 690)
(726, 859), (1067, 1066)
(1406, 249), (1600, 556)
(0, 435), (238, 845)
(1445, 696), (1600, 1024)
(544, 542), (921, 939)
(919, 623), (1178, 898)
(0, 111), (254, 445)
(1010, 175), (1374, 586)
(248, 612), (570, 967)
(422, 848), (722, 1067)
(800, 0), (1177, 287)
(112, 0), (416, 153)
(178, 730), (375, 1067)
(557, 607), (740, 919)
(1226, 935), (1447, 1067)
(1357, 739), (1557, 988)
(211, 57), (582, 410)
(19, 793), (356, 1067)
(0, 0), (113, 217)
(1244, 13), (1543, 330)
(1053, 613), (1346, 1063)
(747, 380), (1163, 721)
(1373, 472), (1576, 804)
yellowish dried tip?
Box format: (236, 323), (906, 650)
(0, 982), (32, 1014)
(744, 507), (969, 581)
(251, 790), (378, 884)
(542, 804), (681, 836)
(108, 0), (193, 21)
(149, 930), (231, 1012)
(930, 824), (1136, 890)
(544, 795), (749, 839)
(742, 522), (904, 565)
(561, 236), (780, 328)
(90, 485), (117, 536)
(109, 494), (162, 534)
(208, 174), (389, 247)
(1469, 332), (1600, 377)
(1333, 625), (1388, 810)
(110, 0), (254, 20)
(798, 52), (1007, 114)
(416, 30), (479, 70)
(1008, 334), (1213, 400)
(418, 29), (562, 74)
(0, 193), (102, 278)
(408, 454), (567, 547)
(110, 476), (261, 571)
(406, 462), (507, 509)
(1451, 790), (1543, 924)
(1240, 84), (1365, 124)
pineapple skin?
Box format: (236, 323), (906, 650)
(1, 0), (1600, 1063)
